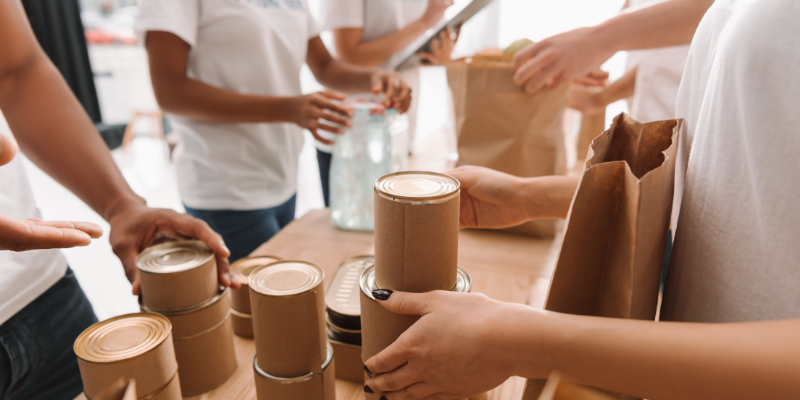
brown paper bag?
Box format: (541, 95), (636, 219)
(537, 373), (616, 400)
(522, 114), (680, 400)
(446, 55), (568, 237)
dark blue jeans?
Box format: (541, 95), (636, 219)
(185, 194), (297, 263)
(0, 267), (98, 400)
(316, 149), (332, 208)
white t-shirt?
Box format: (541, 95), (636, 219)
(321, 0), (428, 70)
(135, 0), (320, 210)
(0, 113), (68, 325)
(661, 0), (800, 323)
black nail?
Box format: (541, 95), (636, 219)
(373, 289), (393, 300)
(380, 397), (388, 400)
(364, 365), (376, 378)
(364, 385), (374, 394)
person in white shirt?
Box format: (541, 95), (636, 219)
(315, 0), (456, 205)
(360, 0), (800, 399)
(0, 2), (235, 399)
(135, 0), (411, 262)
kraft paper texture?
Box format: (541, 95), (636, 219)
(254, 358), (336, 400)
(374, 192), (459, 292)
(330, 340), (364, 383)
(251, 281), (327, 377)
(94, 379), (137, 400)
(522, 114), (680, 400)
(446, 55), (568, 238)
(78, 335), (179, 400)
(140, 258), (218, 311)
(172, 316), (237, 396)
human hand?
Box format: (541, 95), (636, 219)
(371, 72), (412, 114)
(418, 27), (458, 66)
(420, 0), (454, 29)
(513, 27), (615, 94)
(0, 214), (102, 252)
(448, 166), (531, 229)
(568, 83), (606, 115)
(0, 133), (18, 166)
(107, 203), (237, 295)
(287, 92), (353, 145)
(573, 69), (609, 87)
(364, 290), (517, 399)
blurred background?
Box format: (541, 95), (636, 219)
(20, 0), (627, 320)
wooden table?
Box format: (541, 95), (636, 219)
(191, 210), (558, 400)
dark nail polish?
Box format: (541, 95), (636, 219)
(380, 396), (388, 400)
(372, 289), (393, 301)
(364, 365), (376, 378)
(364, 385), (374, 394)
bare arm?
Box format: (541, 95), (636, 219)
(0, 0), (234, 292)
(568, 67), (637, 115)
(364, 291), (800, 400)
(306, 37), (412, 113)
(332, 0), (452, 67)
(513, 0), (714, 93)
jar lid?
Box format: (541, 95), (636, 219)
(74, 313), (171, 363)
(249, 261), (324, 296)
(325, 255), (373, 320)
(136, 240), (214, 274)
(359, 264), (472, 302)
(374, 171), (460, 202)
(229, 256), (281, 286)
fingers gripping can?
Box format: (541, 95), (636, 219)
(359, 265), (473, 400)
(373, 171), (460, 293)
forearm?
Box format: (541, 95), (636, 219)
(308, 37), (375, 93)
(501, 305), (800, 399)
(598, 67), (636, 106)
(520, 176), (580, 220)
(0, 55), (143, 220)
(334, 22), (428, 68)
(151, 75), (297, 124)
(594, 0), (714, 54)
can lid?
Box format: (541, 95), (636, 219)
(74, 313), (171, 363)
(374, 171), (460, 201)
(249, 260), (324, 296)
(140, 286), (227, 315)
(229, 256), (281, 285)
(325, 255), (373, 318)
(136, 240), (214, 274)
(360, 264), (472, 301)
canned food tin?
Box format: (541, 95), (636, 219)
(329, 339), (364, 383)
(325, 255), (373, 330)
(140, 288), (237, 396)
(326, 316), (361, 346)
(373, 171), (460, 292)
(249, 260), (327, 377)
(360, 265), (471, 400)
(230, 309), (254, 338)
(253, 343), (335, 400)
(74, 313), (180, 400)
(137, 240), (218, 311)
(229, 255), (281, 314)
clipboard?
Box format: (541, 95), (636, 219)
(393, 0), (496, 71)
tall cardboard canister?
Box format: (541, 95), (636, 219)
(140, 288), (237, 396)
(74, 313), (182, 400)
(360, 265), (472, 400)
(250, 260), (327, 377)
(137, 240), (218, 311)
(229, 255), (281, 337)
(253, 343), (336, 400)
(374, 172), (460, 292)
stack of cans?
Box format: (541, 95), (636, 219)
(325, 255), (374, 383)
(136, 240), (237, 396)
(362, 171), (480, 400)
(228, 255), (281, 337)
(249, 261), (336, 400)
(74, 313), (181, 400)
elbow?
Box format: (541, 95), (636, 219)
(335, 48), (380, 68)
(150, 80), (187, 116)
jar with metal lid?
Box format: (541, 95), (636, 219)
(330, 101), (393, 232)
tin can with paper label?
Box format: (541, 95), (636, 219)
(253, 343), (336, 400)
(374, 171), (460, 292)
(137, 240), (217, 311)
